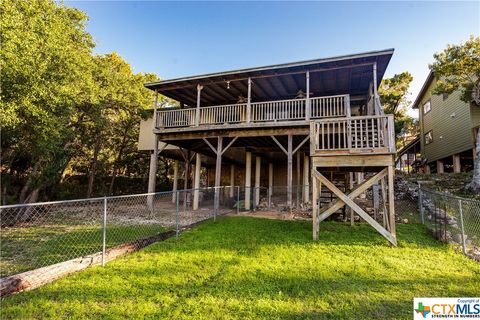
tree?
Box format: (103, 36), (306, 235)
(1, 0), (95, 203)
(379, 72), (417, 145)
(430, 36), (480, 193)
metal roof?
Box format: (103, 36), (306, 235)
(146, 49), (394, 106)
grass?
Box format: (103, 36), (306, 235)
(2, 217), (479, 319)
(1, 224), (168, 277)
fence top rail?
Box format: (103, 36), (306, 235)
(0, 186), (242, 209)
(420, 187), (480, 203)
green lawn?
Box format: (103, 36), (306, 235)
(2, 217), (479, 319)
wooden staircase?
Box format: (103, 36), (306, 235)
(318, 171), (349, 219)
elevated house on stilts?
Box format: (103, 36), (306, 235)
(139, 49), (397, 245)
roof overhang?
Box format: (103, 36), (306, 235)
(146, 49), (394, 106)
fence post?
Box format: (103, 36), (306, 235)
(458, 199), (467, 255)
(418, 185), (424, 224)
(176, 190), (180, 239)
(236, 186), (240, 214)
(102, 196), (107, 266)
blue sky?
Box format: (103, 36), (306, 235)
(69, 1), (479, 116)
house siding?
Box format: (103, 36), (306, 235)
(419, 78), (474, 162)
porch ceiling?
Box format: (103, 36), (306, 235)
(146, 49), (394, 107)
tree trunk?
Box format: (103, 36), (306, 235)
(87, 137), (101, 198)
(19, 162), (41, 203)
(108, 126), (129, 195)
(467, 128), (480, 194)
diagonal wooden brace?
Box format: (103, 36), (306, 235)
(316, 168), (388, 222)
(312, 169), (396, 246)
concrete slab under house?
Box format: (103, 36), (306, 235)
(138, 49), (398, 245)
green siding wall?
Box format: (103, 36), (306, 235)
(418, 78), (473, 162)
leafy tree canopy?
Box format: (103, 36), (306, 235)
(430, 36), (480, 104)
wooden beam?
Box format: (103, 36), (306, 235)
(293, 135), (309, 154)
(287, 134), (293, 207)
(296, 151), (301, 209)
(388, 165), (396, 236)
(255, 156), (261, 206)
(195, 84), (203, 126)
(247, 78), (251, 124)
(313, 169), (396, 246)
(172, 159), (179, 204)
(271, 136), (288, 155)
(193, 153), (201, 210)
(203, 138), (218, 155)
(245, 151), (252, 210)
(311, 154), (394, 168)
(156, 123), (310, 140)
(214, 137), (223, 217)
(222, 137), (239, 155)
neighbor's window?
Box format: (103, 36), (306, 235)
(423, 100), (431, 114)
(425, 130), (433, 145)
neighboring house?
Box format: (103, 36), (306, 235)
(138, 49), (398, 245)
(413, 72), (480, 173)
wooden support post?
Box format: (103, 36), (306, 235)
(453, 154), (461, 173)
(437, 160), (444, 173)
(147, 135), (159, 195)
(312, 175), (318, 240)
(147, 135), (159, 210)
(349, 172), (354, 225)
(183, 154), (190, 211)
(193, 153), (201, 210)
(303, 153), (309, 203)
(268, 162), (273, 203)
(246, 78), (252, 124)
(357, 172), (365, 199)
(287, 135), (293, 208)
(373, 62), (379, 114)
(214, 137), (223, 216)
(172, 160), (179, 203)
(380, 177), (389, 230)
(245, 151), (252, 210)
(255, 156), (261, 207)
(305, 71), (310, 120)
(296, 151), (301, 208)
(388, 165), (396, 237)
(195, 84), (203, 126)
(230, 164), (235, 197)
(152, 89), (159, 129)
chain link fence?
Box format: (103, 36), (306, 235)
(419, 188), (480, 259)
(0, 186), (239, 281)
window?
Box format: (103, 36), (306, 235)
(425, 130), (433, 145)
(423, 100), (431, 114)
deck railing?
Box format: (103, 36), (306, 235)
(310, 115), (395, 154)
(155, 94), (350, 129)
